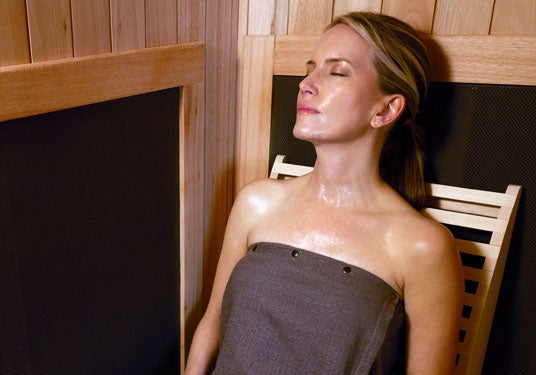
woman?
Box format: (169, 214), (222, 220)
(186, 11), (463, 374)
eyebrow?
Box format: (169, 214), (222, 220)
(305, 57), (353, 67)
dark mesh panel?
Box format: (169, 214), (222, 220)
(0, 89), (179, 375)
(270, 76), (316, 171)
(270, 78), (536, 375)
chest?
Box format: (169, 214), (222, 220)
(250, 201), (401, 268)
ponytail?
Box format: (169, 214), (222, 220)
(380, 119), (426, 210)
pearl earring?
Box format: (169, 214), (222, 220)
(374, 119), (380, 126)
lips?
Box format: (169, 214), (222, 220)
(297, 103), (320, 115)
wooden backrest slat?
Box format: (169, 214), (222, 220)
(428, 183), (517, 207)
(456, 239), (500, 259)
(426, 197), (500, 218)
(422, 207), (509, 233)
(463, 267), (493, 286)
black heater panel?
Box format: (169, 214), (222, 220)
(0, 89), (180, 374)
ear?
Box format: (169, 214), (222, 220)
(371, 95), (406, 128)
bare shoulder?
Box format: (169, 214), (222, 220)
(230, 177), (298, 228)
(396, 211), (458, 267)
(234, 177), (292, 212)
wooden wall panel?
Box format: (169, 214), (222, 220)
(179, 82), (205, 369)
(111, 0), (146, 51)
(71, 0), (111, 57)
(433, 0), (495, 35)
(146, 0), (178, 47)
(333, 0), (381, 17)
(26, 0), (73, 62)
(274, 0), (290, 35)
(0, 0), (30, 66)
(491, 0), (536, 35)
(382, 0), (436, 33)
(178, 0), (206, 42)
(248, 0), (276, 35)
(288, 0), (333, 34)
(235, 36), (276, 190)
(176, 0), (206, 370)
(203, 0), (239, 310)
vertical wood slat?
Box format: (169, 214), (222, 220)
(491, 0), (536, 35)
(110, 0), (146, 52)
(274, 0), (290, 35)
(179, 82), (205, 370)
(178, 0), (206, 42)
(288, 0), (333, 34)
(71, 0), (111, 57)
(0, 0), (30, 66)
(433, 0), (495, 35)
(235, 36), (275, 191)
(248, 0), (277, 35)
(26, 0), (73, 62)
(203, 0), (239, 309)
(146, 0), (178, 47)
(333, 0), (381, 17)
(177, 0), (206, 371)
(381, 0), (436, 33)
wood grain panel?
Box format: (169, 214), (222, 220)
(178, 0), (206, 42)
(146, 0), (178, 47)
(333, 0), (381, 17)
(491, 0), (536, 35)
(288, 0), (333, 34)
(177, 1), (206, 370)
(0, 42), (204, 122)
(0, 0), (30, 66)
(274, 0), (290, 35)
(433, 0), (494, 35)
(382, 0), (435, 33)
(26, 0), (73, 62)
(274, 35), (319, 76)
(272, 34), (536, 86)
(203, 0), (239, 310)
(71, 0), (111, 57)
(425, 35), (536, 85)
(235, 36), (275, 191)
(111, 0), (146, 51)
(179, 82), (205, 369)
(248, 0), (277, 35)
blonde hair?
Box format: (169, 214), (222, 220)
(329, 12), (431, 209)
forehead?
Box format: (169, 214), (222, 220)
(313, 24), (373, 64)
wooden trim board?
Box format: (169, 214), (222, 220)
(272, 35), (536, 86)
(0, 41), (204, 122)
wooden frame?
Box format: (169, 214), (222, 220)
(0, 41), (205, 371)
(0, 41), (204, 122)
(235, 34), (536, 190)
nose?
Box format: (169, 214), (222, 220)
(299, 72), (317, 96)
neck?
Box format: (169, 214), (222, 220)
(306, 141), (386, 209)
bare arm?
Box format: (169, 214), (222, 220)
(403, 222), (464, 374)
(184, 180), (271, 374)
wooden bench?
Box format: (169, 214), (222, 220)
(270, 154), (522, 375)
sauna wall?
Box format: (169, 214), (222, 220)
(237, 0), (536, 37)
(0, 0), (238, 369)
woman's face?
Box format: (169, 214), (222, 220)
(294, 24), (387, 144)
